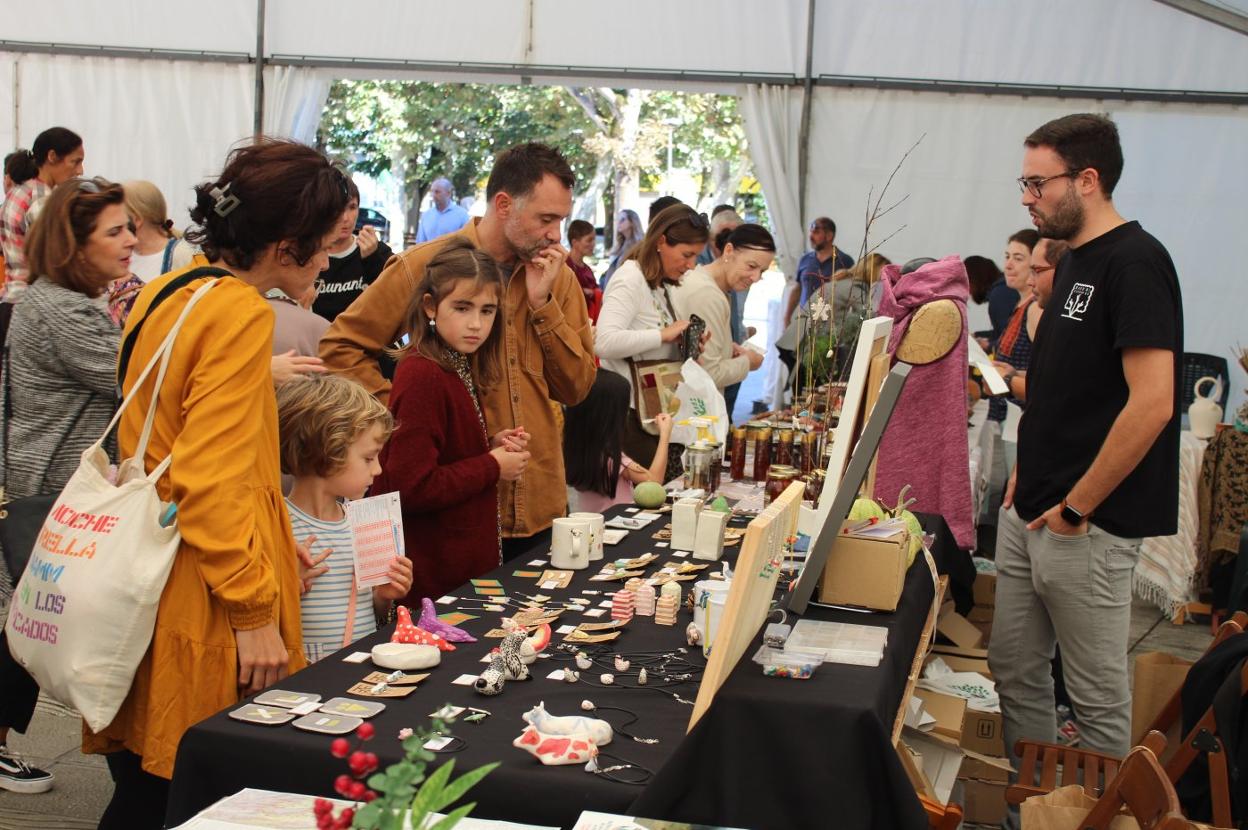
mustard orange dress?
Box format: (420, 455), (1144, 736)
(82, 268), (305, 778)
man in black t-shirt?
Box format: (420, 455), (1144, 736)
(313, 178), (393, 323)
(987, 114), (1183, 771)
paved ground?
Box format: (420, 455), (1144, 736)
(0, 597), (1212, 829)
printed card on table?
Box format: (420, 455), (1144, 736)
(347, 492), (404, 589)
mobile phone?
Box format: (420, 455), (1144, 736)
(682, 314), (707, 361)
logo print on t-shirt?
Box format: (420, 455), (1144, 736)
(1062, 283), (1094, 321)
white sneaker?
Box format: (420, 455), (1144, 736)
(0, 744), (53, 793)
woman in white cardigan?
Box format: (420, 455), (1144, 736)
(671, 224), (775, 394)
(595, 203), (710, 478)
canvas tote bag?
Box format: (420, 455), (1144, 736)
(5, 280), (219, 731)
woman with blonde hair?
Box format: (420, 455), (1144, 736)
(122, 181), (181, 283)
(600, 208), (643, 289)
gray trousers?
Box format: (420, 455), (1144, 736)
(987, 506), (1141, 764)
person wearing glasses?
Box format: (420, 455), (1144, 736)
(595, 203), (710, 481)
(989, 114), (1183, 780)
(990, 236), (1071, 403)
(0, 177), (134, 794)
(782, 216), (855, 329)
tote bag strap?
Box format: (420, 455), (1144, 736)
(96, 279), (222, 473)
(160, 238), (178, 274)
(341, 578), (359, 649)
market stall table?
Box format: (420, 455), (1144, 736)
(166, 505), (945, 830)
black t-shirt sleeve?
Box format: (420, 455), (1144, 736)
(361, 241), (394, 283)
(1108, 257), (1180, 352)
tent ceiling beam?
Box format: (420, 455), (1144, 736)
(0, 40), (251, 64)
(815, 74), (1248, 106)
(1153, 0), (1248, 35)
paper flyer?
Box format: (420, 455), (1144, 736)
(346, 491), (404, 589)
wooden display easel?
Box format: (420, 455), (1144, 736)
(687, 481), (805, 732)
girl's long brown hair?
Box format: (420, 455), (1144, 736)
(394, 237), (504, 390)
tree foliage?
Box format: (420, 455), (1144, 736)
(317, 80), (754, 234)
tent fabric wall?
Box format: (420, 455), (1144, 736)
(0, 52), (331, 223)
(792, 86), (1248, 409)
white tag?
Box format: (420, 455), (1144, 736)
(424, 735), (454, 751)
(625, 507), (640, 513)
(541, 580), (559, 590)
(556, 624), (576, 634)
(660, 567), (677, 574)
(451, 674), (479, 686)
(656, 542), (669, 548)
(436, 596), (456, 605)
(528, 559), (548, 566)
(584, 608), (606, 618)
(581, 590), (600, 595)
(673, 550), (689, 558)
(431, 705), (465, 720)
(598, 600), (614, 608)
(546, 669), (566, 681)
(290, 701), (321, 716)
(479, 653), (494, 663)
(342, 651), (371, 664)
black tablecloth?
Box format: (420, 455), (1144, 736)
(166, 507), (950, 830)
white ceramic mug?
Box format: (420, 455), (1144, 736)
(550, 517), (592, 570)
(569, 512), (605, 561)
(692, 579), (732, 636)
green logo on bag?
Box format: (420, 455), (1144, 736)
(19, 584), (30, 606)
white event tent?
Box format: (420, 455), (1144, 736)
(3, 0), (1247, 405)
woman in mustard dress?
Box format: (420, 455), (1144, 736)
(86, 140), (349, 829)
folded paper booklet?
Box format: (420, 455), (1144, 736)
(346, 491), (404, 589)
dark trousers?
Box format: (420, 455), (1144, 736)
(100, 750), (170, 830)
(0, 632), (39, 734)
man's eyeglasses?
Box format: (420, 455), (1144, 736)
(1030, 264), (1055, 275)
(1016, 170), (1082, 199)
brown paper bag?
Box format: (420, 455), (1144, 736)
(1130, 652), (1192, 748)
(1020, 785), (1229, 830)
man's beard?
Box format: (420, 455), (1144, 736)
(1033, 186), (1084, 241)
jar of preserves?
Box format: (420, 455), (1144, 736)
(729, 426), (748, 480)
(775, 429), (794, 466)
(684, 443), (717, 492)
(752, 428), (773, 482)
(764, 465), (800, 506)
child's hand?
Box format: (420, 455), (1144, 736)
(295, 535), (330, 595)
(490, 447), (530, 481)
(652, 412), (674, 438)
(271, 350), (326, 386)
(373, 555), (413, 602)
(491, 426), (530, 452)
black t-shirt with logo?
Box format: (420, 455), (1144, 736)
(312, 240), (394, 322)
(1015, 221), (1183, 539)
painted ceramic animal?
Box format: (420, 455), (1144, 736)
(418, 598), (476, 643)
(392, 605), (455, 651)
(518, 623), (552, 665)
(521, 701), (613, 745)
(513, 725), (598, 766)
(474, 617), (530, 695)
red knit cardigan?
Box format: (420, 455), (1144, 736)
(375, 354), (501, 604)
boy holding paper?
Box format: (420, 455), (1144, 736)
(276, 376), (413, 662)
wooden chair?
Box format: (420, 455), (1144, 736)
(1081, 731), (1193, 830)
(1006, 611), (1248, 827)
(919, 794), (962, 830)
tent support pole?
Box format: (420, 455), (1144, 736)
(797, 0), (816, 225)
(254, 0), (266, 138)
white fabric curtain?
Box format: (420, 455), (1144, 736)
(0, 52), (254, 226)
(740, 83), (808, 409)
(264, 66), (332, 146)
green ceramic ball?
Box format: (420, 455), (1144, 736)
(634, 481), (666, 509)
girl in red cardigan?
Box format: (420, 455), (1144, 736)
(374, 238), (529, 603)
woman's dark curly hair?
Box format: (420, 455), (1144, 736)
(186, 139), (349, 271)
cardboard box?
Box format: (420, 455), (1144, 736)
(960, 709), (1005, 757)
(960, 777), (1008, 825)
(967, 606), (993, 623)
(913, 689), (967, 743)
(818, 529), (909, 612)
(960, 749), (1012, 783)
(898, 727), (965, 806)
(925, 652), (993, 679)
(973, 572), (996, 607)
(1131, 651), (1193, 749)
(937, 609), (984, 650)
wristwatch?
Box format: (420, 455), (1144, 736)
(1002, 370), (1018, 396)
(1059, 498), (1088, 526)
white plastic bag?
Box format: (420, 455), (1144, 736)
(6, 281), (217, 730)
(669, 359), (730, 447)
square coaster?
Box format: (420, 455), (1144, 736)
(254, 690), (321, 709)
(292, 713), (362, 735)
(319, 697), (386, 718)
(228, 704), (296, 725)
